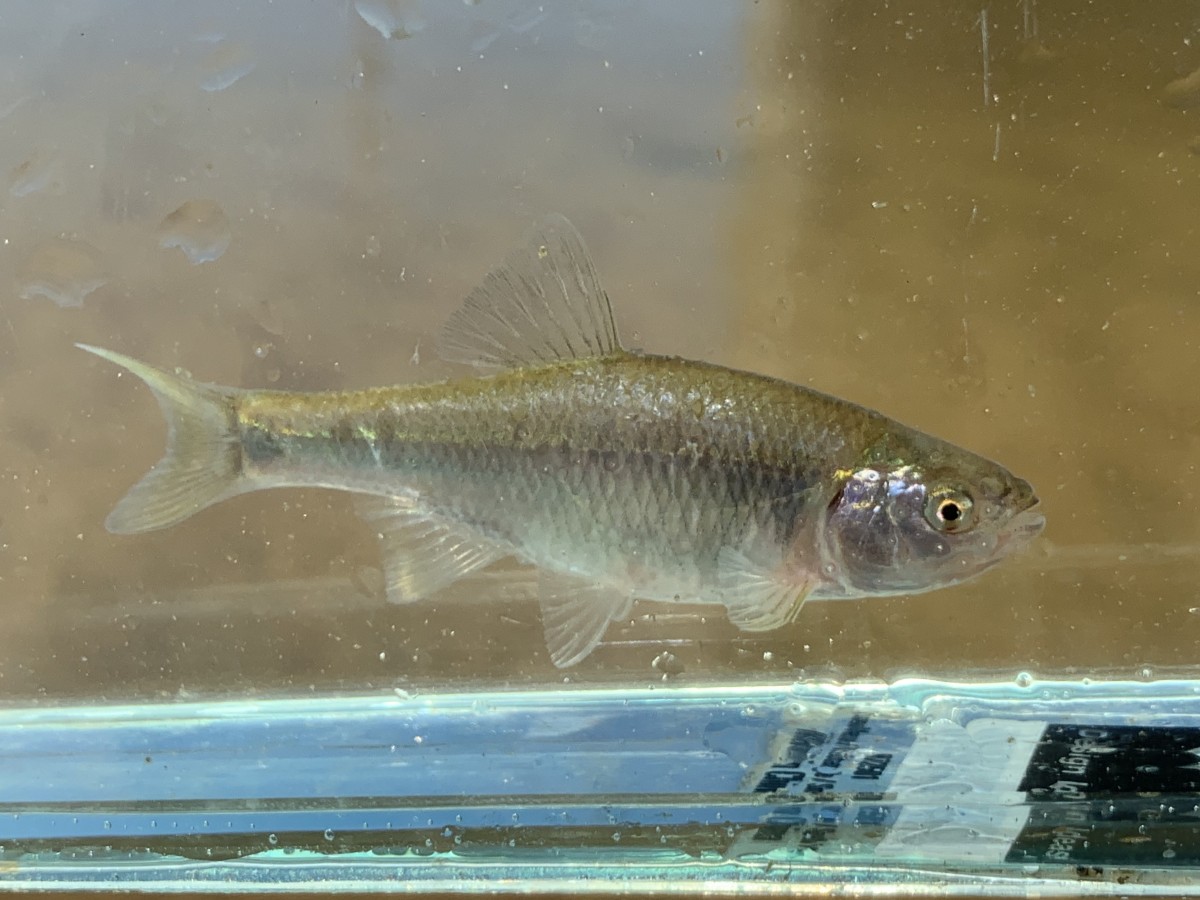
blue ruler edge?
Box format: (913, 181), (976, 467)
(1, 677), (1199, 893)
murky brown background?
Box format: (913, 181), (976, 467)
(1, 1), (1197, 702)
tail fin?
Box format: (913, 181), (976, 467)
(77, 344), (244, 534)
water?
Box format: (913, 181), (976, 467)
(0, 2), (1198, 894)
(3, 677), (1200, 891)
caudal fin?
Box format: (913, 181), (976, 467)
(77, 344), (244, 534)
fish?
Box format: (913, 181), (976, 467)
(78, 215), (1044, 667)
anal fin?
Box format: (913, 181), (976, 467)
(718, 546), (813, 633)
(355, 495), (504, 604)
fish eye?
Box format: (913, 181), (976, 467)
(925, 488), (975, 533)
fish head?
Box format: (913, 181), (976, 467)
(821, 457), (1044, 597)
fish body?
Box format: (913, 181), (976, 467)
(80, 216), (1044, 666)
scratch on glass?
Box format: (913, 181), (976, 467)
(978, 7), (990, 107)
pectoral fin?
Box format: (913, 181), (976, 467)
(718, 546), (813, 633)
(355, 495), (505, 603)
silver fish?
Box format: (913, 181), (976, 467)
(79, 215), (1044, 666)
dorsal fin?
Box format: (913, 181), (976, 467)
(438, 214), (625, 370)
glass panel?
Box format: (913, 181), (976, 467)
(0, 0), (1196, 892)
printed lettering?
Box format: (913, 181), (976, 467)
(1044, 825), (1089, 862)
(852, 752), (892, 780)
(1049, 779), (1087, 799)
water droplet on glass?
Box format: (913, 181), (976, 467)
(157, 199), (231, 264)
(651, 651), (684, 676)
(251, 296), (287, 336)
(470, 28), (501, 55)
(253, 342), (272, 359)
(1164, 66), (1200, 109)
(323, 828), (335, 841)
(18, 237), (108, 308)
(267, 833), (278, 845)
(508, 7), (547, 34)
(9, 151), (62, 198)
(575, 15), (613, 51)
(355, 0), (426, 40)
(0, 94), (29, 121)
(200, 42), (256, 92)
(1015, 672), (1034, 688)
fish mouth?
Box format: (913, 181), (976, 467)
(999, 497), (1045, 551)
